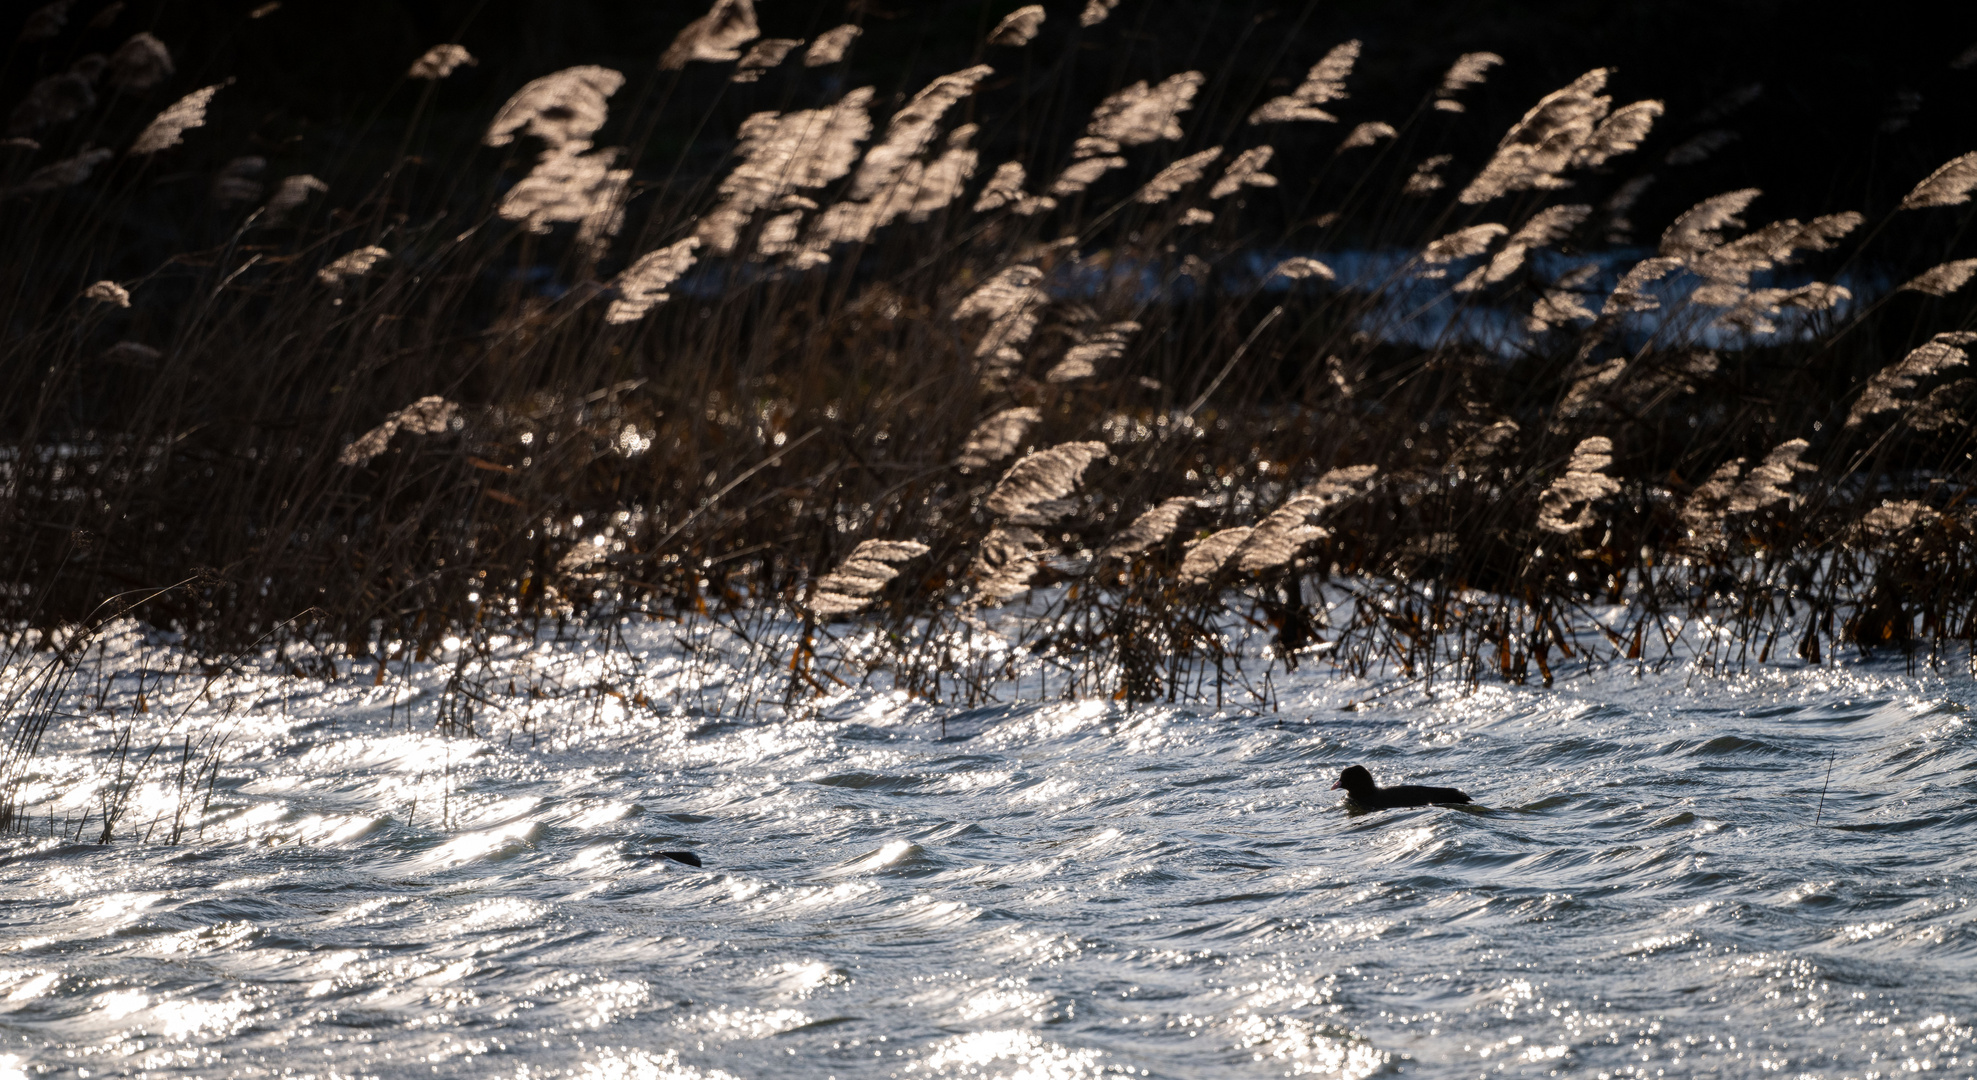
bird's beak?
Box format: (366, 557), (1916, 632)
(1329, 780), (1342, 790)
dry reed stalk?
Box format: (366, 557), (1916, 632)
(9, 6), (1977, 728)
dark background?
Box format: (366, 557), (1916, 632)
(10, 0), (1977, 240)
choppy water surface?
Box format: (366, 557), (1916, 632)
(3, 623), (1975, 1079)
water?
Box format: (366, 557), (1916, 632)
(3, 621), (1975, 1079)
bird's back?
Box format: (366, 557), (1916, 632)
(1362, 783), (1471, 808)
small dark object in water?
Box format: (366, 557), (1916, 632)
(1330, 765), (1471, 809)
(658, 850), (701, 867)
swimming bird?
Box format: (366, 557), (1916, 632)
(1330, 765), (1471, 809)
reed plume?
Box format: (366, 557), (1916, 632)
(1574, 100), (1662, 168)
(604, 238), (701, 324)
(1664, 130), (1738, 166)
(1179, 527), (1252, 584)
(954, 265), (1047, 381)
(1733, 439), (1814, 513)
(1080, 0), (1121, 26)
(1209, 146), (1276, 198)
(1084, 72), (1205, 151)
(130, 84), (220, 154)
(1552, 358), (1627, 422)
(337, 398), (461, 467)
(1678, 438), (1813, 546)
(957, 407), (1041, 469)
(988, 6), (1045, 47)
(1602, 255), (1681, 314)
(9, 71), (95, 135)
(498, 144), (631, 254)
(1847, 334), (1973, 427)
(1651, 203), (1861, 329)
(807, 541), (930, 616)
(660, 0), (759, 70)
(101, 341), (159, 365)
(1337, 122), (1395, 151)
(1048, 322), (1141, 382)
(1134, 147), (1222, 203)
(1861, 500), (1938, 535)
(732, 39), (801, 82)
(107, 32), (172, 92)
(1103, 497), (1197, 558)
(964, 442), (1109, 601)
(1527, 283), (1599, 331)
(804, 25), (861, 66)
(1049, 155), (1127, 197)
(4, 146), (107, 196)
(983, 441), (1109, 524)
(260, 174), (326, 224)
(1899, 258), (1977, 297)
(1537, 436), (1620, 533)
(1898, 152), (1977, 210)
(1450, 419), (1518, 468)
(316, 247), (389, 287)
(1423, 223), (1507, 268)
(484, 66), (623, 150)
(83, 281), (129, 307)
(696, 88), (875, 255)
(1458, 70), (1659, 204)
(19, 1), (71, 41)
(1235, 465), (1376, 574)
(209, 155), (265, 206)
(970, 527), (1050, 602)
(1679, 460), (1744, 544)
(1402, 155), (1452, 196)
(1471, 204), (1590, 289)
(810, 124), (979, 251)
(974, 161), (1040, 213)
(1267, 257), (1333, 281)
(1433, 52), (1503, 112)
(408, 44), (475, 80)
(1659, 188), (1760, 256)
(846, 67), (994, 203)
(1249, 41), (1359, 124)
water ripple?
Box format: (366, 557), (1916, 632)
(4, 633), (1976, 1077)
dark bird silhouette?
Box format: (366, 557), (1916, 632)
(1331, 765), (1471, 809)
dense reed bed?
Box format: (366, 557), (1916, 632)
(5, 0), (1977, 800)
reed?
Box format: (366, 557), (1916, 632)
(2, 0), (1976, 815)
